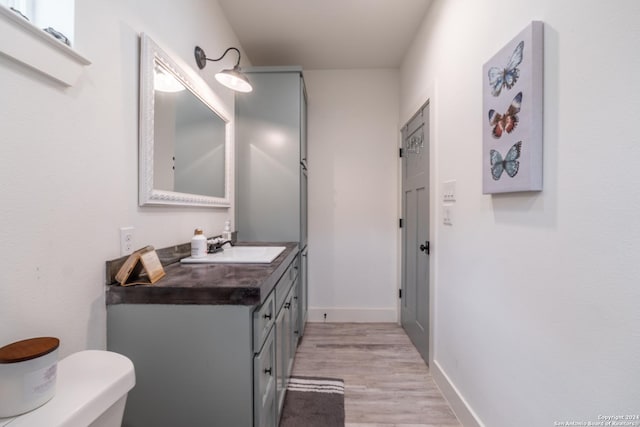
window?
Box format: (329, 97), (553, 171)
(1, 0), (74, 46)
(0, 0), (89, 86)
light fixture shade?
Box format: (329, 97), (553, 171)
(215, 67), (253, 93)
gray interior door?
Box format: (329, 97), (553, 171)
(400, 102), (430, 365)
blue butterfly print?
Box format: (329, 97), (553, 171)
(490, 141), (522, 180)
(488, 41), (524, 97)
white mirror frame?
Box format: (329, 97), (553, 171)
(139, 33), (232, 207)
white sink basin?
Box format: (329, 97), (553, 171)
(180, 246), (286, 264)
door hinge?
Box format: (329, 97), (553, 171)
(399, 218), (403, 228)
(398, 289), (402, 299)
(399, 148), (404, 158)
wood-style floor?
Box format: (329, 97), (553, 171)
(291, 323), (461, 427)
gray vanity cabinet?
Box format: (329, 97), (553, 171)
(106, 250), (300, 427)
(236, 67), (308, 340)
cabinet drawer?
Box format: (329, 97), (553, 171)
(275, 255), (300, 312)
(254, 329), (276, 427)
(253, 292), (275, 353)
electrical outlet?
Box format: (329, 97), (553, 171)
(443, 205), (453, 226)
(120, 227), (134, 256)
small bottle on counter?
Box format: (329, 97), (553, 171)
(222, 220), (233, 241)
(191, 228), (207, 258)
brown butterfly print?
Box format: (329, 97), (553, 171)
(488, 92), (522, 138)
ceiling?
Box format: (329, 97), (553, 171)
(217, 0), (433, 70)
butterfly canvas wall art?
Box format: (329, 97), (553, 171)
(482, 21), (543, 194)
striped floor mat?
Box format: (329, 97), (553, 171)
(279, 376), (345, 427)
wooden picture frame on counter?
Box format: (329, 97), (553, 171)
(115, 246), (165, 286)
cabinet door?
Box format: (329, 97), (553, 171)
(300, 168), (308, 249)
(300, 75), (308, 166)
(289, 280), (299, 368)
(236, 72), (301, 243)
(275, 306), (287, 415)
(299, 248), (308, 338)
(300, 76), (308, 248)
(254, 329), (276, 427)
(282, 293), (292, 390)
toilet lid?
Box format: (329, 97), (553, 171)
(0, 350), (134, 427)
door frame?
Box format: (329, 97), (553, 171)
(397, 84), (438, 366)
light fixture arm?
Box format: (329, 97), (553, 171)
(195, 46), (241, 70)
(194, 45), (252, 93)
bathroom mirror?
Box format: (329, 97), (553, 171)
(139, 33), (231, 207)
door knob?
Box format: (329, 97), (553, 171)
(419, 241), (430, 254)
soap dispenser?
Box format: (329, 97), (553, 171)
(222, 220), (233, 241)
(191, 228), (207, 258)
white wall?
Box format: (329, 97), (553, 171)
(0, 0), (244, 357)
(401, 0), (640, 425)
(306, 69), (400, 322)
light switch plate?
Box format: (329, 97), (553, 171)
(443, 180), (456, 202)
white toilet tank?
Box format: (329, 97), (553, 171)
(0, 350), (135, 427)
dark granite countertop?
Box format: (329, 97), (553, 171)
(106, 242), (299, 306)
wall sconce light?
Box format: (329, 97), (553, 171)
(194, 46), (252, 93)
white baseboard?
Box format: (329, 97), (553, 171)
(307, 307), (397, 323)
(431, 359), (484, 427)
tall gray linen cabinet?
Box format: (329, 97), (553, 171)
(235, 66), (309, 336)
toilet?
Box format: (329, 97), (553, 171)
(0, 350), (135, 427)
